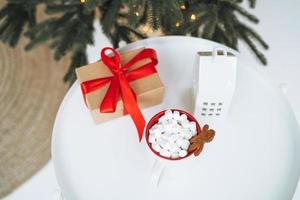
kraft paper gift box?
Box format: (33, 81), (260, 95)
(76, 48), (164, 123)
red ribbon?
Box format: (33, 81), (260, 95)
(80, 47), (158, 141)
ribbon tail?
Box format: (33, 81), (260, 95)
(100, 77), (120, 113)
(122, 88), (137, 116)
(119, 74), (145, 141)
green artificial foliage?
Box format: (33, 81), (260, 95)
(0, 0), (268, 85)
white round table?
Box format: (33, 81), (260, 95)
(52, 36), (300, 200)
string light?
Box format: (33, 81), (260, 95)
(190, 14), (196, 21)
(142, 25), (150, 32)
(180, 4), (186, 10)
(141, 24), (153, 33)
(80, 0), (86, 3)
(175, 21), (180, 27)
(135, 12), (140, 16)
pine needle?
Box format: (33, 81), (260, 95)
(0, 0), (269, 84)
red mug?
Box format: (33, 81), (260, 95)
(145, 109), (201, 161)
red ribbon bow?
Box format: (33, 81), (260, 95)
(80, 47), (158, 141)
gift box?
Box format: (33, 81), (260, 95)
(76, 47), (164, 125)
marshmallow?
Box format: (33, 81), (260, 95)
(148, 110), (198, 158)
(164, 123), (173, 133)
(153, 129), (162, 138)
(170, 143), (181, 153)
(169, 133), (179, 143)
(162, 141), (171, 150)
(183, 131), (193, 140)
(181, 139), (190, 150)
(165, 110), (173, 120)
(191, 129), (197, 136)
(170, 119), (178, 126)
(189, 121), (197, 132)
(160, 149), (171, 157)
(148, 135), (156, 144)
(151, 124), (158, 129)
(179, 114), (188, 122)
(179, 150), (188, 157)
(171, 152), (179, 159)
(152, 143), (162, 153)
(149, 126), (160, 134)
(181, 121), (190, 129)
(157, 137), (168, 147)
(172, 124), (181, 133)
(158, 115), (168, 124)
(149, 128), (155, 135)
(175, 137), (184, 147)
(172, 111), (180, 121)
(156, 124), (164, 132)
(163, 132), (173, 139)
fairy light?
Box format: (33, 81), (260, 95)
(141, 24), (153, 33)
(80, 0), (86, 3)
(135, 12), (140, 16)
(175, 21), (180, 27)
(142, 25), (150, 32)
(180, 4), (186, 10)
(190, 14), (196, 21)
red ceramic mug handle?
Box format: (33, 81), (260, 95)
(150, 159), (165, 187)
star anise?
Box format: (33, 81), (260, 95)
(188, 124), (215, 156)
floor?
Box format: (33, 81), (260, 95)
(3, 0), (300, 199)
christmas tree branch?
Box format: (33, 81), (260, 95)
(237, 22), (269, 49)
(226, 1), (259, 23)
(248, 0), (256, 8)
(238, 26), (267, 65)
(63, 50), (87, 84)
(0, 0), (269, 84)
(25, 1), (94, 85)
(0, 2), (36, 47)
